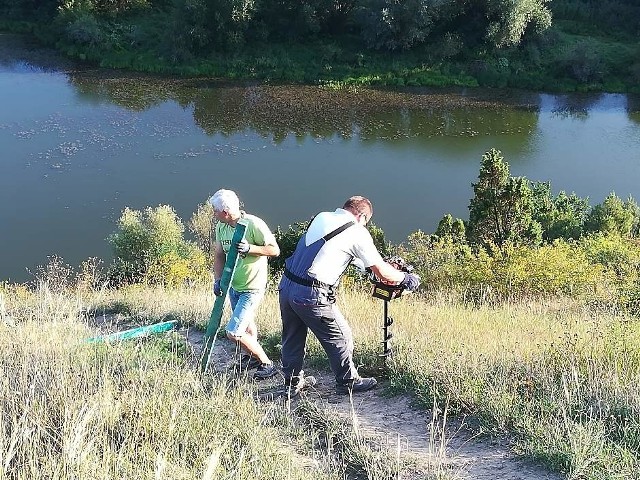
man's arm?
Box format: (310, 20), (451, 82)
(213, 240), (226, 280)
(241, 243), (280, 258)
(237, 216), (280, 258)
(369, 262), (406, 285)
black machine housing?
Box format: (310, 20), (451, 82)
(369, 256), (414, 301)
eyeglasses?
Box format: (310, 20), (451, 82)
(358, 211), (371, 224)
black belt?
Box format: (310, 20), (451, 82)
(284, 269), (332, 289)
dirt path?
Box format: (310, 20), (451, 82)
(91, 315), (562, 479)
(179, 325), (563, 480)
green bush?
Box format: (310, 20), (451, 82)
(400, 232), (608, 303)
(107, 205), (209, 286)
(580, 234), (640, 314)
(271, 221), (312, 274)
(558, 40), (606, 83)
(188, 200), (215, 260)
(584, 193), (639, 237)
(496, 241), (603, 298)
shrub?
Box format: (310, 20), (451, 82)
(272, 219), (391, 276)
(108, 205), (209, 286)
(398, 229), (474, 293)
(272, 221), (311, 274)
(531, 183), (589, 241)
(579, 233), (640, 313)
(355, 0), (436, 51)
(559, 40), (606, 83)
(60, 8), (105, 46)
(400, 231), (608, 303)
(584, 193), (639, 237)
(188, 200), (215, 260)
(496, 241), (603, 298)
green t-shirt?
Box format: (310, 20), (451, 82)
(215, 212), (277, 291)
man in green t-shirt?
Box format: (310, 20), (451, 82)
(210, 189), (280, 379)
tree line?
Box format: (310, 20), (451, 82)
(1, 0), (639, 90)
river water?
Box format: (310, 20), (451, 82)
(1, 34), (639, 282)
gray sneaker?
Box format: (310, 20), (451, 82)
(254, 362), (278, 379)
(336, 377), (377, 394)
(285, 374), (317, 398)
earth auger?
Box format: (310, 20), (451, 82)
(369, 256), (414, 365)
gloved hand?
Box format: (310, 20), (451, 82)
(400, 273), (421, 292)
(213, 279), (222, 296)
(236, 239), (250, 255)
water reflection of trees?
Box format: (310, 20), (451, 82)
(66, 71), (541, 147)
(550, 93), (604, 120)
(70, 72), (175, 111)
(627, 95), (640, 125)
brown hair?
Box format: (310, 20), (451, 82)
(343, 196), (373, 219)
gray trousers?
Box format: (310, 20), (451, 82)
(279, 279), (358, 384)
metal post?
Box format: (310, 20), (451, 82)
(380, 299), (393, 364)
(200, 223), (247, 373)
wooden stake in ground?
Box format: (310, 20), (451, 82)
(200, 222), (246, 373)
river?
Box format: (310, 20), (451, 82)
(1, 34), (639, 282)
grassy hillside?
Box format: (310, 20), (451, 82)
(3, 275), (639, 478)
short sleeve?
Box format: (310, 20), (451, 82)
(245, 215), (277, 247)
(352, 228), (383, 268)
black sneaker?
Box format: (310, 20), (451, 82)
(235, 354), (262, 370)
(254, 362), (278, 379)
(336, 377), (377, 394)
(285, 374), (317, 398)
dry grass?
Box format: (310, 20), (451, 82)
(0, 284), (340, 480)
(3, 280), (640, 479)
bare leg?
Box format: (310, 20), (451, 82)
(227, 320), (270, 364)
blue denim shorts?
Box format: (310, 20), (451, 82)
(226, 287), (265, 337)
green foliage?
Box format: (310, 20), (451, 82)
(108, 205), (209, 286)
(3, 0), (639, 92)
(248, 0), (321, 42)
(271, 218), (391, 275)
(483, 0), (552, 48)
(399, 229), (474, 293)
(400, 231), (607, 302)
(580, 233), (640, 314)
(584, 193), (640, 237)
(166, 0), (254, 57)
(59, 7), (106, 47)
(164, 0), (210, 60)
(531, 182), (589, 241)
(557, 39), (607, 84)
(495, 241), (603, 298)
(188, 200), (215, 259)
(366, 221), (391, 257)
(551, 0), (640, 39)
(434, 214), (466, 244)
(0, 0), (59, 21)
(60, 0), (151, 16)
(271, 221), (311, 274)
(355, 0), (437, 51)
(467, 148), (541, 249)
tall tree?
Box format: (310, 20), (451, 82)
(484, 0), (552, 48)
(467, 148), (541, 248)
(355, 0), (439, 50)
